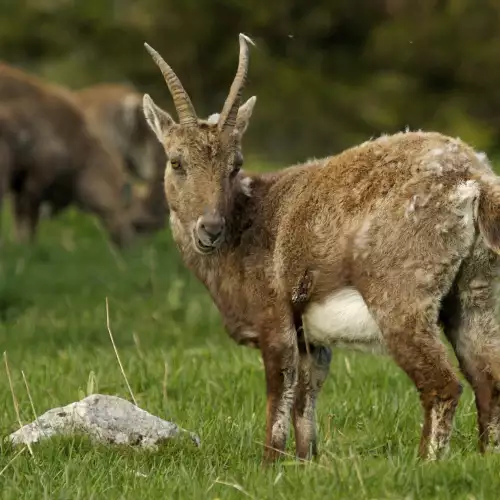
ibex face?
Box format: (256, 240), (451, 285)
(142, 35), (256, 255)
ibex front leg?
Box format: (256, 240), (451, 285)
(293, 343), (331, 460)
(261, 316), (299, 464)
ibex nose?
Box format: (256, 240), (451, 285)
(197, 214), (225, 245)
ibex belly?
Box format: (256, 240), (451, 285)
(303, 288), (385, 353)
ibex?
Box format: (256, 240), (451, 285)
(75, 83), (165, 183)
(142, 34), (500, 464)
(0, 63), (138, 246)
(74, 83), (168, 233)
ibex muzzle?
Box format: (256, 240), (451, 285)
(195, 212), (225, 251)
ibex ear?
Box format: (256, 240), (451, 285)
(235, 96), (256, 138)
(143, 94), (175, 142)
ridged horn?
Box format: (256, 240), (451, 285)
(218, 34), (255, 133)
(144, 42), (197, 127)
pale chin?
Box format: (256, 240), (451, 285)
(191, 230), (218, 255)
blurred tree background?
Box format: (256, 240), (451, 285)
(1, 0), (500, 165)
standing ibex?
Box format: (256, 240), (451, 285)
(142, 34), (500, 463)
(74, 83), (168, 233)
(75, 83), (164, 183)
(0, 62), (137, 246)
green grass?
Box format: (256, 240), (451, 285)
(1, 201), (500, 500)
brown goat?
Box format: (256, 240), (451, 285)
(142, 34), (500, 464)
(75, 83), (164, 183)
(0, 62), (136, 247)
(74, 83), (168, 233)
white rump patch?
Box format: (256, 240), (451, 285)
(303, 288), (382, 349)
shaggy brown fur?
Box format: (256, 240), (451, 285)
(74, 83), (168, 233)
(143, 35), (500, 464)
(0, 62), (139, 246)
(75, 83), (165, 182)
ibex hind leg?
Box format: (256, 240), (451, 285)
(354, 177), (483, 459)
(440, 239), (500, 453)
(363, 287), (462, 460)
(354, 233), (465, 461)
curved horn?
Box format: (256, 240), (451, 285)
(144, 43), (197, 127)
(218, 33), (255, 134)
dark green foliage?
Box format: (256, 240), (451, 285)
(1, 1), (500, 165)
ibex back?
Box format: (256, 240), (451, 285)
(142, 34), (500, 463)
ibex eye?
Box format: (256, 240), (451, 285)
(170, 158), (182, 170)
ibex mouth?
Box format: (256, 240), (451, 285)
(192, 230), (221, 255)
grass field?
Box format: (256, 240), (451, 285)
(2, 195), (500, 500)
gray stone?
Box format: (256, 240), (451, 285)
(7, 394), (200, 449)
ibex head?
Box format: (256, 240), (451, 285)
(143, 34), (256, 254)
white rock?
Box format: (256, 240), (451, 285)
(8, 394), (200, 449)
